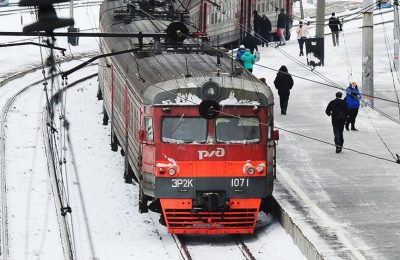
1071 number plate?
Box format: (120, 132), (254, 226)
(231, 178), (249, 187)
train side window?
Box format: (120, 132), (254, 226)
(144, 117), (154, 141)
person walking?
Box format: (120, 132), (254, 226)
(325, 92), (349, 153)
(236, 44), (246, 66)
(273, 65), (293, 115)
(277, 9), (287, 46)
(345, 81), (362, 131)
(296, 21), (309, 56)
(253, 10), (262, 45)
(242, 33), (258, 54)
(260, 15), (272, 47)
(241, 48), (256, 73)
(328, 12), (341, 46)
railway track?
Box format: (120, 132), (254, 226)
(169, 232), (259, 260)
(0, 54), (97, 259)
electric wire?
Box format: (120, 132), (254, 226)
(378, 9), (400, 120)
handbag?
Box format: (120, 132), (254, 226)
(254, 50), (260, 62)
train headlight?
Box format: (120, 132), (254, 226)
(168, 168), (176, 176)
(247, 167), (255, 175)
(256, 165), (265, 174)
(159, 168), (166, 175)
(201, 80), (221, 101)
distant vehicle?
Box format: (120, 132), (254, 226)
(0, 0), (9, 7)
(376, 0), (392, 9)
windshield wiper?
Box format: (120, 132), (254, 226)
(168, 114), (185, 135)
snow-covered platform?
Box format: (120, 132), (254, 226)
(254, 6), (400, 259)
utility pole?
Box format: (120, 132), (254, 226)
(299, 0), (304, 19)
(362, 0), (374, 107)
(69, 0), (73, 19)
(394, 0), (399, 71)
(315, 0), (325, 65)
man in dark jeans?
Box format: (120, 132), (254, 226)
(325, 92), (349, 153)
(328, 12), (342, 46)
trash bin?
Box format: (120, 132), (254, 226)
(304, 37), (324, 67)
(68, 27), (79, 46)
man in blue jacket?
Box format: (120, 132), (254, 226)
(345, 81), (362, 131)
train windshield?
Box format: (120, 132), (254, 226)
(162, 116), (207, 144)
(216, 117), (260, 143)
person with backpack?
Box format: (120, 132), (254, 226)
(326, 91), (349, 153)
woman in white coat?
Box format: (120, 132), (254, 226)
(296, 21), (309, 56)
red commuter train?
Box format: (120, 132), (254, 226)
(98, 0), (282, 234)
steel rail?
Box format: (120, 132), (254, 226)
(171, 234), (193, 260)
(233, 235), (257, 260)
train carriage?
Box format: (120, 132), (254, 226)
(98, 0), (279, 234)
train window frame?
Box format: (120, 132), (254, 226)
(215, 117), (261, 144)
(161, 116), (207, 144)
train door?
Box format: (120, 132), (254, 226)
(139, 107), (156, 196)
(239, 0), (254, 41)
(200, 0), (208, 33)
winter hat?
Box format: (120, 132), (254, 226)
(239, 44), (245, 48)
(245, 48), (250, 52)
(332, 12), (335, 16)
(336, 92), (343, 98)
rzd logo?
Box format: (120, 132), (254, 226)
(198, 148), (225, 160)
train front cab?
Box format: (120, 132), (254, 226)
(139, 98), (278, 235)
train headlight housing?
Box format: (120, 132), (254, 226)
(159, 167), (166, 175)
(201, 80), (221, 101)
(168, 168), (176, 176)
(256, 163), (266, 174)
(247, 167), (255, 175)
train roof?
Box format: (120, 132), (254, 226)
(99, 0), (274, 106)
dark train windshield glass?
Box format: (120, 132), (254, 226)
(162, 116), (207, 143)
(216, 117), (260, 143)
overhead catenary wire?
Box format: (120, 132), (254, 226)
(378, 9), (400, 120)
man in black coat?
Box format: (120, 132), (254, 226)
(273, 65), (293, 115)
(325, 92), (349, 153)
(253, 10), (262, 45)
(277, 9), (287, 46)
(328, 12), (341, 46)
(260, 15), (272, 47)
(242, 33), (258, 54)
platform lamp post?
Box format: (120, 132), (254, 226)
(68, 0), (79, 46)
